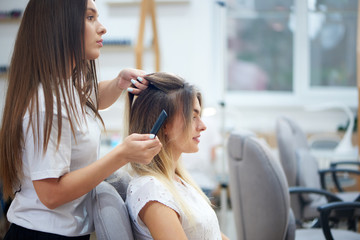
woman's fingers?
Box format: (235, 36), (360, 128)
(130, 77), (148, 90)
(122, 134), (162, 164)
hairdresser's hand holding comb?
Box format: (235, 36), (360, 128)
(116, 133), (162, 165)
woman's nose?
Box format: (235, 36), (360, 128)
(197, 119), (207, 132)
(98, 22), (107, 35)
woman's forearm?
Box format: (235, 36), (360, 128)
(33, 133), (161, 209)
(33, 147), (127, 209)
(97, 68), (147, 110)
(98, 79), (123, 110)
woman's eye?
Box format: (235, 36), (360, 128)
(87, 16), (94, 21)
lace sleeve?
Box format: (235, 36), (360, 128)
(126, 176), (182, 226)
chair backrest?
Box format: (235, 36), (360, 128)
(106, 169), (133, 202)
(275, 116), (308, 187)
(227, 131), (293, 240)
(276, 117), (323, 195)
(276, 116), (327, 226)
(90, 170), (134, 240)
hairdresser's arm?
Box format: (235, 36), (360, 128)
(98, 68), (148, 109)
(139, 201), (188, 240)
(33, 134), (161, 210)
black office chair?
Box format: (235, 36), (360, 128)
(276, 116), (360, 227)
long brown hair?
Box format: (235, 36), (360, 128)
(126, 72), (209, 222)
(0, 0), (102, 199)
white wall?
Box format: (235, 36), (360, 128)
(0, 0), (357, 139)
(96, 0), (219, 130)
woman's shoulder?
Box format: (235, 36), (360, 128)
(126, 175), (175, 202)
(24, 84), (80, 118)
(127, 175), (164, 192)
(126, 175), (181, 218)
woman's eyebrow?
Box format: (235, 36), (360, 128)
(193, 109), (200, 115)
(87, 8), (98, 15)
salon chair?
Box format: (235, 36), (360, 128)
(276, 116), (360, 227)
(91, 170), (133, 240)
(227, 131), (360, 240)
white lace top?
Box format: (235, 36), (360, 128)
(126, 175), (222, 240)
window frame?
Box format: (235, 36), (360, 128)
(223, 0), (357, 108)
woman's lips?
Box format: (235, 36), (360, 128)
(97, 39), (103, 47)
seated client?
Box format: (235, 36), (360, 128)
(125, 72), (229, 240)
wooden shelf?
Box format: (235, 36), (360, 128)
(0, 10), (22, 23)
(102, 45), (134, 51)
(107, 0), (189, 6)
(0, 73), (8, 79)
(102, 45), (152, 52)
(0, 65), (9, 78)
(0, 18), (21, 23)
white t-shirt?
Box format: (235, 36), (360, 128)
(7, 85), (101, 236)
(126, 175), (222, 240)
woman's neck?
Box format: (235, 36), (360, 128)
(174, 174), (182, 184)
(170, 152), (181, 182)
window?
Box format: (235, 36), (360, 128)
(227, 0), (294, 92)
(225, 0), (357, 107)
(309, 0), (357, 88)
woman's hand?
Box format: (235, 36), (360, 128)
(115, 68), (149, 95)
(116, 133), (162, 165)
(98, 68), (149, 109)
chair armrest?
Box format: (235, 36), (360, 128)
(330, 161), (360, 168)
(289, 187), (343, 202)
(318, 168), (360, 192)
(317, 201), (360, 240)
(330, 161), (360, 193)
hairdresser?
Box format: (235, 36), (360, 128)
(0, 0), (161, 239)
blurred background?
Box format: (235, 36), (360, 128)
(0, 0), (358, 238)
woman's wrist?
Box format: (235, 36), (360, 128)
(112, 76), (124, 92)
(110, 142), (130, 168)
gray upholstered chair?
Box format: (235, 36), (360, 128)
(106, 169), (133, 202)
(227, 130), (293, 240)
(275, 116), (360, 227)
(90, 170), (134, 240)
(227, 131), (360, 240)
